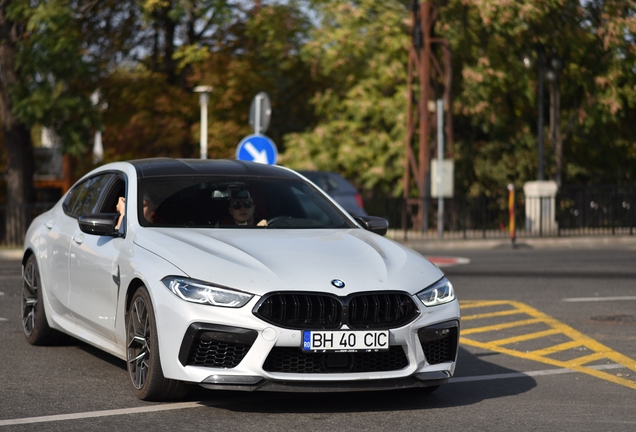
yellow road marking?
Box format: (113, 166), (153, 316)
(460, 300), (636, 390)
(529, 340), (582, 356)
(462, 309), (525, 321)
(486, 328), (562, 347)
(461, 318), (543, 335)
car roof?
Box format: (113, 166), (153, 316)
(129, 158), (299, 180)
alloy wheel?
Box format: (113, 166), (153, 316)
(21, 259), (39, 336)
(127, 296), (151, 390)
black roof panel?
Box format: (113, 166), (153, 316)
(129, 158), (298, 180)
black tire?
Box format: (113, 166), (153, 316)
(21, 255), (64, 345)
(126, 287), (188, 401)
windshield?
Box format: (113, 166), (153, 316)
(138, 175), (356, 229)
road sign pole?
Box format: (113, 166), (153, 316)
(437, 99), (444, 240)
(254, 94), (262, 134)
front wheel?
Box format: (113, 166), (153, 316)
(126, 287), (187, 401)
(21, 255), (63, 345)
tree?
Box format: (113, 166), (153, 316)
(0, 0), (142, 242)
(190, 0), (318, 157)
(136, 0), (238, 88)
(281, 0), (636, 199)
(99, 1), (318, 162)
(0, 0), (36, 213)
(280, 0), (411, 196)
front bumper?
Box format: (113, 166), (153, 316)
(199, 371), (451, 392)
(152, 282), (460, 390)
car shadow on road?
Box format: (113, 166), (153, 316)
(189, 346), (536, 412)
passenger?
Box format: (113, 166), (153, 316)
(142, 193), (157, 223)
(115, 196), (125, 230)
(222, 190), (267, 226)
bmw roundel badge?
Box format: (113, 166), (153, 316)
(331, 279), (345, 288)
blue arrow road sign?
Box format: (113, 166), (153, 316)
(236, 134), (278, 165)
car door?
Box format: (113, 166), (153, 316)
(43, 173), (117, 320)
(68, 174), (126, 341)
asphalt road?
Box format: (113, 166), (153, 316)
(1, 246), (635, 431)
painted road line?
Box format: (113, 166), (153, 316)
(425, 256), (470, 267)
(0, 318), (8, 322)
(460, 300), (636, 390)
(449, 363), (625, 383)
(562, 296), (636, 302)
(0, 402), (203, 426)
(0, 364), (628, 427)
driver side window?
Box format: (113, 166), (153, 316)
(64, 174), (116, 218)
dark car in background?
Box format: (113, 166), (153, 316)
(298, 171), (367, 216)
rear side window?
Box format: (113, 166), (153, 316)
(64, 174), (116, 218)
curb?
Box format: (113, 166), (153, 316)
(0, 249), (22, 260)
(394, 235), (636, 251)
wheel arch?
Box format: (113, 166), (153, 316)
(125, 277), (147, 315)
(22, 248), (34, 267)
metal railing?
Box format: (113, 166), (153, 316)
(0, 203), (55, 247)
(366, 186), (636, 240)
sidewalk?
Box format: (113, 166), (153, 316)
(393, 234), (636, 251)
(0, 249), (22, 260)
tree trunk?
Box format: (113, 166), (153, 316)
(0, 2), (35, 245)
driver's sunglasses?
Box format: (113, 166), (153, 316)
(231, 200), (254, 210)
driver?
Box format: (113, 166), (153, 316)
(115, 196), (126, 230)
(226, 190), (267, 226)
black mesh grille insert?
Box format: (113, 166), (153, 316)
(188, 339), (252, 368)
(254, 292), (419, 330)
(417, 321), (459, 365)
(348, 293), (419, 329)
(179, 323), (258, 368)
(254, 294), (342, 329)
(262, 346), (409, 373)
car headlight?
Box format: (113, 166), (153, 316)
(417, 277), (455, 307)
(162, 276), (254, 308)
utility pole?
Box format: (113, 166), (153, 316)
(403, 0), (453, 232)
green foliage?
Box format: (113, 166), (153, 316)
(8, 0), (100, 155)
(280, 0), (411, 196)
(186, 0), (319, 158)
(446, 0), (636, 192)
(3, 0), (635, 200)
(99, 69), (198, 161)
(97, 1), (318, 162)
(282, 0), (636, 198)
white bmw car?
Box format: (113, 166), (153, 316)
(21, 159), (460, 400)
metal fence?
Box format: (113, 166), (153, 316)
(366, 185), (636, 240)
(1, 186), (635, 246)
(0, 203), (55, 247)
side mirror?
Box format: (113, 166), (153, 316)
(354, 216), (389, 236)
(78, 213), (121, 236)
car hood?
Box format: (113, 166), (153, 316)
(133, 228), (443, 297)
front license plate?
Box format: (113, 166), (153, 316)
(302, 330), (390, 352)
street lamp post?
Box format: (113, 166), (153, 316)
(546, 56), (563, 186)
(536, 46), (545, 181)
(194, 86), (212, 159)
(524, 47), (545, 181)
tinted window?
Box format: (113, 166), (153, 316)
(64, 174), (116, 218)
(138, 175), (355, 229)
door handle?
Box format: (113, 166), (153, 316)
(73, 233), (84, 245)
(45, 221), (54, 230)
